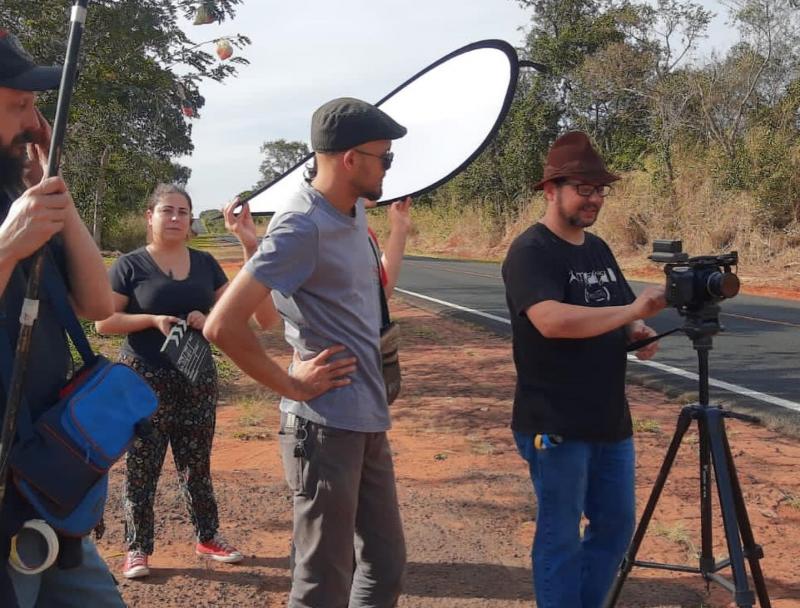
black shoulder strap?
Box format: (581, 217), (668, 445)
(367, 235), (391, 330)
(41, 249), (97, 367)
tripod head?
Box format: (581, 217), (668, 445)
(681, 302), (721, 348)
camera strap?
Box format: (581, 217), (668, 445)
(626, 326), (681, 352)
(366, 231), (391, 331)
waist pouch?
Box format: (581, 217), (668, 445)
(380, 321), (401, 405)
(9, 356), (157, 536)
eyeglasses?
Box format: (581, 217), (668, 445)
(353, 148), (394, 170)
(563, 182), (613, 198)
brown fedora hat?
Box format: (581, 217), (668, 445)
(534, 131), (620, 190)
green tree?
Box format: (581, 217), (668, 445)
(440, 0), (628, 215)
(693, 0), (799, 160)
(257, 139), (310, 187)
(0, 0), (250, 246)
(572, 0), (712, 201)
(445, 74), (560, 216)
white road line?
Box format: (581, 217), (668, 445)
(721, 311), (800, 329)
(396, 288), (510, 324)
(627, 357), (800, 413)
(396, 287), (800, 414)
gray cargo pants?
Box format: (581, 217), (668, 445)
(279, 413), (406, 608)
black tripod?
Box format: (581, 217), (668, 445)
(604, 305), (771, 608)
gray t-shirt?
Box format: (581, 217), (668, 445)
(244, 182), (388, 432)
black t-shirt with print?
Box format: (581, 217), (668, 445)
(109, 246), (228, 367)
(502, 223), (636, 442)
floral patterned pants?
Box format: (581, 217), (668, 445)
(120, 355), (220, 555)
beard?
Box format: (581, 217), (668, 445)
(556, 191), (600, 228)
(353, 173), (383, 202)
(361, 186), (382, 201)
(0, 131), (34, 192)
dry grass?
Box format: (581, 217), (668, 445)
(632, 418), (661, 434)
(651, 521), (699, 564)
(784, 493), (800, 511)
(237, 395), (267, 427)
(594, 166), (800, 274)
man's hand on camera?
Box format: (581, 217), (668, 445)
(631, 285), (667, 320)
(628, 322), (659, 360)
(0, 177), (72, 264)
(289, 345), (357, 401)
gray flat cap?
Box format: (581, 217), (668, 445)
(311, 97), (407, 152)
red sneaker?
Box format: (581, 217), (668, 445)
(195, 534), (243, 563)
(122, 550), (150, 579)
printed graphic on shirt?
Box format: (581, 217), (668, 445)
(568, 267), (619, 305)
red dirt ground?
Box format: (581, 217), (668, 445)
(93, 296), (800, 607)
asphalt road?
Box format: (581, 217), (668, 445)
(395, 256), (800, 425)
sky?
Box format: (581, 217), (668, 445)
(179, 1), (736, 213)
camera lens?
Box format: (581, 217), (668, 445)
(706, 271), (740, 299)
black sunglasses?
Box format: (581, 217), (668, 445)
(353, 148), (394, 170)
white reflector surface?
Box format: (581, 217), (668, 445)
(247, 40), (517, 214)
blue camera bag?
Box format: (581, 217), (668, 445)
(2, 255), (157, 537)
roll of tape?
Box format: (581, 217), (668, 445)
(9, 519), (59, 575)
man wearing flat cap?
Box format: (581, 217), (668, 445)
(501, 132), (666, 608)
(206, 97), (408, 607)
(0, 30), (120, 608)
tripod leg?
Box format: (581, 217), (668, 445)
(698, 415), (715, 576)
(705, 410), (755, 608)
(720, 421), (772, 607)
(603, 407), (694, 608)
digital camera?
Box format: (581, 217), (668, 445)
(650, 240), (740, 314)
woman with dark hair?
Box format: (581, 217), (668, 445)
(96, 184), (249, 579)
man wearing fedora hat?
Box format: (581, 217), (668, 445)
(205, 97), (409, 607)
(0, 30), (122, 608)
(502, 132), (666, 607)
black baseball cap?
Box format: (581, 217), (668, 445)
(311, 97), (406, 152)
(0, 29), (62, 91)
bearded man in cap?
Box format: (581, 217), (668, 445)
(205, 97), (409, 607)
(0, 30), (122, 607)
(502, 132), (666, 608)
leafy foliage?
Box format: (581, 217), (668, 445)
(257, 139), (310, 187)
(426, 0), (800, 228)
(0, 0), (250, 244)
